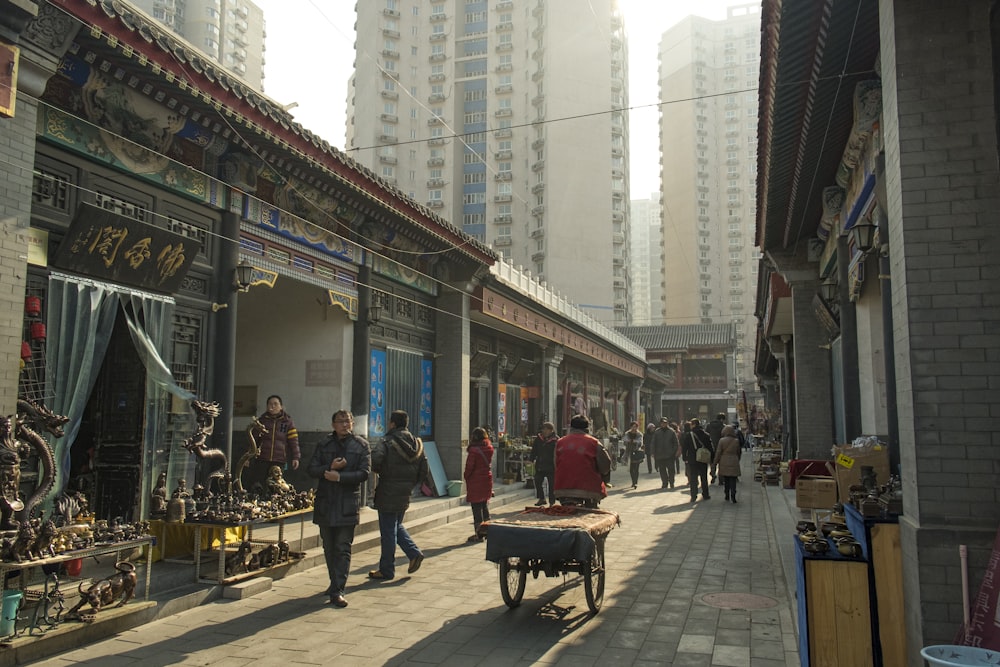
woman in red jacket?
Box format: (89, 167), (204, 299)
(464, 427), (494, 542)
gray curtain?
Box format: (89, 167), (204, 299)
(120, 292), (195, 519)
(45, 273), (119, 511)
(45, 273), (194, 516)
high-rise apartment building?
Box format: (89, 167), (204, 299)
(658, 4), (760, 391)
(629, 194), (663, 326)
(131, 0), (266, 89)
(347, 0), (631, 323)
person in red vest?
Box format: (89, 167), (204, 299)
(554, 414), (612, 507)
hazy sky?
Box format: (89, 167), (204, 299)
(253, 0), (750, 199)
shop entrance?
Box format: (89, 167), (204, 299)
(69, 312), (146, 522)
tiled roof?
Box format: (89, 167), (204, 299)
(616, 324), (735, 351)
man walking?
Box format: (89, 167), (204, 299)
(529, 422), (557, 506)
(307, 410), (370, 608)
(651, 417), (679, 489)
(682, 418), (714, 502)
(369, 410), (428, 580)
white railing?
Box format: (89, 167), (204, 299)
(489, 260), (645, 359)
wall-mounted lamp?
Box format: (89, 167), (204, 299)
(849, 219), (877, 254)
(234, 261), (254, 293)
(819, 276), (838, 303)
(367, 300), (383, 325)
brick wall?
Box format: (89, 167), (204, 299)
(880, 0), (1000, 651)
(0, 93), (36, 415)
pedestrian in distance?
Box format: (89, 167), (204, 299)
(369, 410), (428, 580)
(623, 421), (644, 489)
(715, 425), (742, 503)
(307, 410), (370, 608)
(464, 427), (493, 542)
(643, 423), (656, 474)
(651, 417), (679, 490)
(529, 421), (557, 506)
(553, 414), (612, 508)
(707, 412), (727, 485)
(246, 395), (301, 493)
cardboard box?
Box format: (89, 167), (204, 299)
(796, 475), (838, 509)
(832, 444), (891, 503)
(781, 470), (791, 489)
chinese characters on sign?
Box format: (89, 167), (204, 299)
(53, 204), (200, 294)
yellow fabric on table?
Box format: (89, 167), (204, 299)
(148, 519), (247, 562)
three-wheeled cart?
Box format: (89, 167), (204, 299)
(482, 506), (620, 613)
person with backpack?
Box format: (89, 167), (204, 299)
(681, 419), (714, 502)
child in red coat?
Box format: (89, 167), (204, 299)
(464, 427), (494, 542)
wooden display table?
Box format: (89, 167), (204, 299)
(188, 508), (312, 584)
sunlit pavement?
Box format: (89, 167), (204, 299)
(31, 456), (799, 666)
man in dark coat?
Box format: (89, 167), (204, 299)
(369, 409), (428, 580)
(529, 422), (557, 506)
(682, 418), (714, 502)
(307, 409), (371, 608)
(650, 417), (679, 490)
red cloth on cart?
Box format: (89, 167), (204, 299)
(788, 459), (832, 489)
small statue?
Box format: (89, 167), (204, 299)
(266, 465), (293, 495)
(166, 478), (190, 523)
(66, 562), (137, 618)
(224, 541), (253, 577)
(150, 473), (168, 517)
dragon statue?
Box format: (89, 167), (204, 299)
(181, 400), (228, 493)
(232, 416), (267, 494)
(0, 399), (67, 531)
(15, 398), (68, 526)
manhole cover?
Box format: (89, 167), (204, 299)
(700, 592), (779, 610)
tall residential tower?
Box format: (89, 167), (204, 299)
(347, 0), (631, 323)
(131, 0), (266, 89)
(658, 4), (761, 392)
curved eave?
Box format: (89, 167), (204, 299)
(756, 0), (880, 253)
(51, 0), (497, 266)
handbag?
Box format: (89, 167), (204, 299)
(630, 447), (645, 463)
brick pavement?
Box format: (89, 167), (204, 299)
(29, 456), (799, 667)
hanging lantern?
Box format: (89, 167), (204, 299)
(20, 341), (32, 361)
(29, 322), (46, 342)
(24, 296), (41, 318)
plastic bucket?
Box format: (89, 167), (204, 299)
(65, 558), (83, 577)
(446, 480), (463, 497)
(920, 645), (1000, 666)
(1, 590), (22, 637)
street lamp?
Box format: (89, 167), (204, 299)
(849, 218), (877, 254)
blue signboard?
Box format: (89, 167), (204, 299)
(419, 359), (433, 437)
(369, 349), (387, 437)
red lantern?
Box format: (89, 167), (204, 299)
(20, 341), (31, 361)
(29, 322), (46, 342)
(24, 296), (41, 318)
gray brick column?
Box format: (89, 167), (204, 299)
(434, 288), (470, 480)
(789, 280), (834, 460)
(879, 0), (1000, 652)
(540, 344), (563, 425)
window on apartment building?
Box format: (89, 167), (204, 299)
(382, 166), (394, 179)
(383, 79), (396, 92)
(498, 182), (512, 195)
(431, 4), (444, 17)
(498, 204), (512, 217)
(464, 172), (485, 184)
(499, 74), (512, 86)
(499, 54), (512, 68)
(384, 38), (397, 51)
(384, 60), (397, 72)
(465, 111), (486, 124)
(430, 127), (444, 139)
(430, 168), (443, 180)
(498, 98), (512, 111)
(464, 193), (486, 205)
(536, 194), (544, 206)
(467, 131), (486, 143)
(432, 44), (444, 57)
(499, 119), (512, 130)
(465, 89), (486, 102)
(382, 124), (395, 137)
(498, 162), (512, 176)
(412, 5), (418, 15)
(383, 102), (396, 115)
(497, 225), (511, 237)
(498, 140), (512, 152)
(410, 129), (418, 139)
(466, 11), (486, 23)
(499, 32), (512, 46)
(429, 189), (442, 201)
(464, 152), (484, 164)
(500, 12), (512, 23)
(386, 0), (397, 10)
(465, 213), (485, 226)
(535, 262), (544, 275)
(536, 239), (544, 252)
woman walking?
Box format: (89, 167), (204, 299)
(464, 427), (494, 542)
(623, 421), (645, 489)
(715, 425), (743, 503)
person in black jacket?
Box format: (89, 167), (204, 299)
(707, 413), (727, 485)
(307, 410), (371, 608)
(369, 410), (428, 580)
(529, 422), (557, 506)
(682, 419), (714, 502)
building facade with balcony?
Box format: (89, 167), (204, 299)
(657, 4), (760, 395)
(347, 0), (632, 324)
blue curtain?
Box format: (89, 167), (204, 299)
(44, 273), (195, 517)
(45, 273), (118, 512)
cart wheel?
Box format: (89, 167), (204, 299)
(499, 557), (527, 607)
(583, 537), (606, 613)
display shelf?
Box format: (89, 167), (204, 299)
(189, 508), (311, 583)
(0, 537), (153, 602)
(500, 445), (531, 483)
(795, 536), (872, 667)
